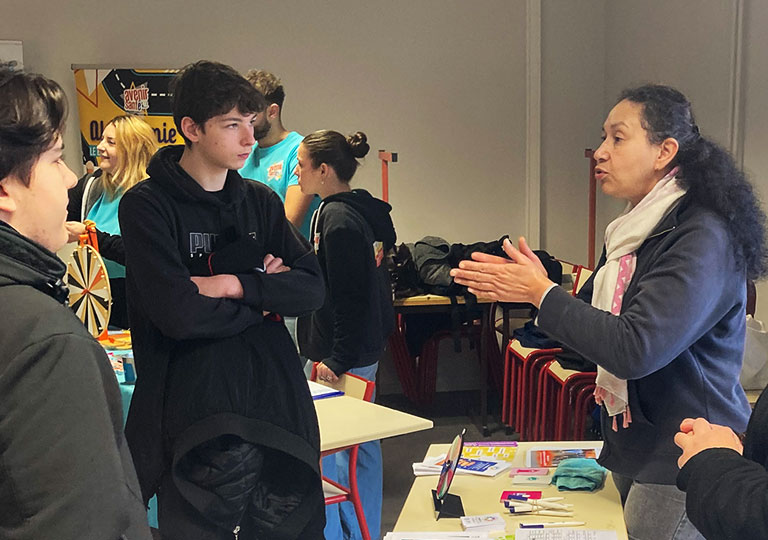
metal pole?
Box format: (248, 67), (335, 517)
(378, 150), (398, 203)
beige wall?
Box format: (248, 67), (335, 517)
(0, 0), (528, 244)
(599, 0), (742, 259)
(743, 0), (768, 322)
(6, 1), (768, 393)
(600, 0), (768, 320)
(540, 0), (605, 265)
(3, 0), (767, 287)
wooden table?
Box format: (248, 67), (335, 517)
(392, 295), (533, 436)
(394, 441), (628, 539)
(315, 394), (433, 453)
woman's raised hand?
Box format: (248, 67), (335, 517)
(450, 237), (553, 306)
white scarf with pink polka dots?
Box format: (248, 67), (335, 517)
(592, 167), (686, 430)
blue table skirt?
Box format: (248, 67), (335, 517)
(115, 369), (159, 528)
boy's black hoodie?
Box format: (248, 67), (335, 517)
(298, 189), (396, 375)
(119, 145), (326, 538)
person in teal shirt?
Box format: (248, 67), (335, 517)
(239, 70), (320, 239)
(67, 115), (157, 328)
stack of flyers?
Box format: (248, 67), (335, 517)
(525, 446), (600, 467)
(413, 454), (511, 477)
(460, 513), (506, 534)
(382, 532), (515, 540)
(462, 441), (518, 461)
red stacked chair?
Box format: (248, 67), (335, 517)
(534, 360), (596, 440)
(503, 342), (562, 439)
(415, 321), (484, 406)
(387, 314), (419, 403)
(501, 265), (594, 440)
(571, 380), (598, 439)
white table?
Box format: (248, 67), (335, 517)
(315, 395), (433, 453)
(395, 441), (628, 539)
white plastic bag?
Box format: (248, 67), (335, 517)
(740, 315), (768, 391)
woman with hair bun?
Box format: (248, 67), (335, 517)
(67, 114), (158, 328)
(296, 130), (396, 540)
(451, 84), (767, 540)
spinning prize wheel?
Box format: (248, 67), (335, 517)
(65, 221), (112, 338)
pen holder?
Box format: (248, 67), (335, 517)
(432, 489), (465, 520)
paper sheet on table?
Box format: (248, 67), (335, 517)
(307, 380), (344, 400)
(383, 533), (489, 539)
(515, 528), (618, 540)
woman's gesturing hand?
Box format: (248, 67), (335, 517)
(450, 237), (554, 306)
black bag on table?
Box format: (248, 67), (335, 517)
(394, 235), (564, 357)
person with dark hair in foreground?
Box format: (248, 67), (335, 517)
(119, 60), (326, 539)
(451, 84), (767, 540)
(297, 130), (396, 540)
(0, 69), (151, 539)
(675, 386), (768, 539)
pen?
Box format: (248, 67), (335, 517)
(505, 495), (566, 503)
(506, 506), (574, 517)
(507, 503), (536, 513)
(525, 496), (565, 502)
(531, 510), (575, 517)
(519, 521), (586, 528)
(504, 496), (570, 510)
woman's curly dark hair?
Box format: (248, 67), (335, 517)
(619, 84), (768, 280)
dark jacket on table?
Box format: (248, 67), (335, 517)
(67, 169), (125, 264)
(0, 221), (151, 540)
(677, 386), (768, 539)
(537, 193), (751, 484)
(119, 145), (326, 538)
(298, 189), (396, 376)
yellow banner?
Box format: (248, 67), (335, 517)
(73, 68), (179, 170)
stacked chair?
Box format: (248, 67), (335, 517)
(500, 264), (598, 441)
(387, 315), (420, 403)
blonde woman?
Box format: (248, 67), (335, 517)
(67, 115), (157, 328)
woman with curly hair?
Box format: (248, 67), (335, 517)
(67, 114), (158, 328)
(451, 84), (767, 540)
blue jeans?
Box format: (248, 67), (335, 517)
(284, 316), (299, 352)
(323, 362), (382, 540)
(613, 473), (704, 540)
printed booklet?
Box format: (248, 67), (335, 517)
(525, 445), (601, 467)
(413, 454), (511, 477)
